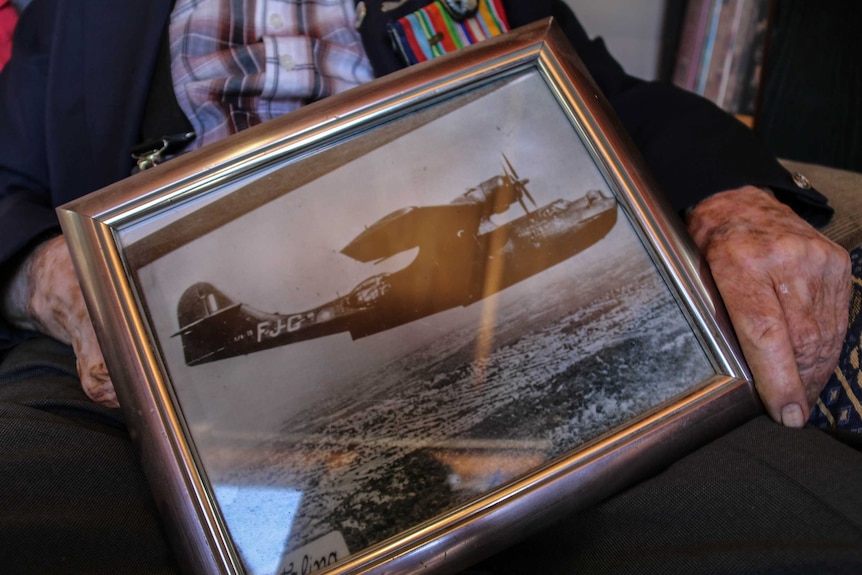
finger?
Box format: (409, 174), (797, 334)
(776, 277), (830, 405)
(719, 279), (809, 427)
(73, 319), (118, 408)
(827, 246), (853, 360)
(79, 366), (117, 408)
(779, 246), (851, 400)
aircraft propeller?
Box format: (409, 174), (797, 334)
(502, 153), (536, 214)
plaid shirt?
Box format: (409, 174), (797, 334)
(170, 0), (372, 150)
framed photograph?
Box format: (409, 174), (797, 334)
(58, 18), (758, 575)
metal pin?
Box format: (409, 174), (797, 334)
(382, 0), (409, 12)
(354, 1), (367, 28)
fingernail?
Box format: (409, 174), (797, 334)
(781, 403), (805, 428)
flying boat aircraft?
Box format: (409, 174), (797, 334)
(173, 156), (618, 366)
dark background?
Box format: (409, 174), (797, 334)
(659, 0), (861, 173)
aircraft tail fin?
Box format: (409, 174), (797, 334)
(176, 282), (237, 331)
(173, 282), (244, 365)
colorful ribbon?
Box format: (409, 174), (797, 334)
(388, 0), (510, 66)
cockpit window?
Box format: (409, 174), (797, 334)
(349, 274), (390, 307)
(586, 189), (604, 203)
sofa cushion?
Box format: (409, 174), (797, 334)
(780, 159), (862, 250)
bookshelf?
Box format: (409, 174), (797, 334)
(670, 0), (860, 172)
(670, 0), (770, 127)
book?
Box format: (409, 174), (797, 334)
(672, 0), (769, 117)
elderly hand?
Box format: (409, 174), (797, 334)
(2, 235), (117, 407)
(687, 186), (851, 427)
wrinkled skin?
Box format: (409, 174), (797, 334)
(687, 186), (851, 427)
(10, 235), (117, 407)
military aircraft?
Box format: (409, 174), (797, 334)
(173, 156), (618, 366)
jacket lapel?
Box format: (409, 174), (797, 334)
(82, 0), (173, 190)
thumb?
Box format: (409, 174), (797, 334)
(72, 319), (118, 407)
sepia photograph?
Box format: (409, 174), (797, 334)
(125, 69), (713, 574)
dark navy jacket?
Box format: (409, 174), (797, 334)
(0, 0), (831, 348)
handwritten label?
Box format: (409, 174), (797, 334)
(278, 531), (350, 575)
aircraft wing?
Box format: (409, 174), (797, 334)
(341, 204), (478, 262)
